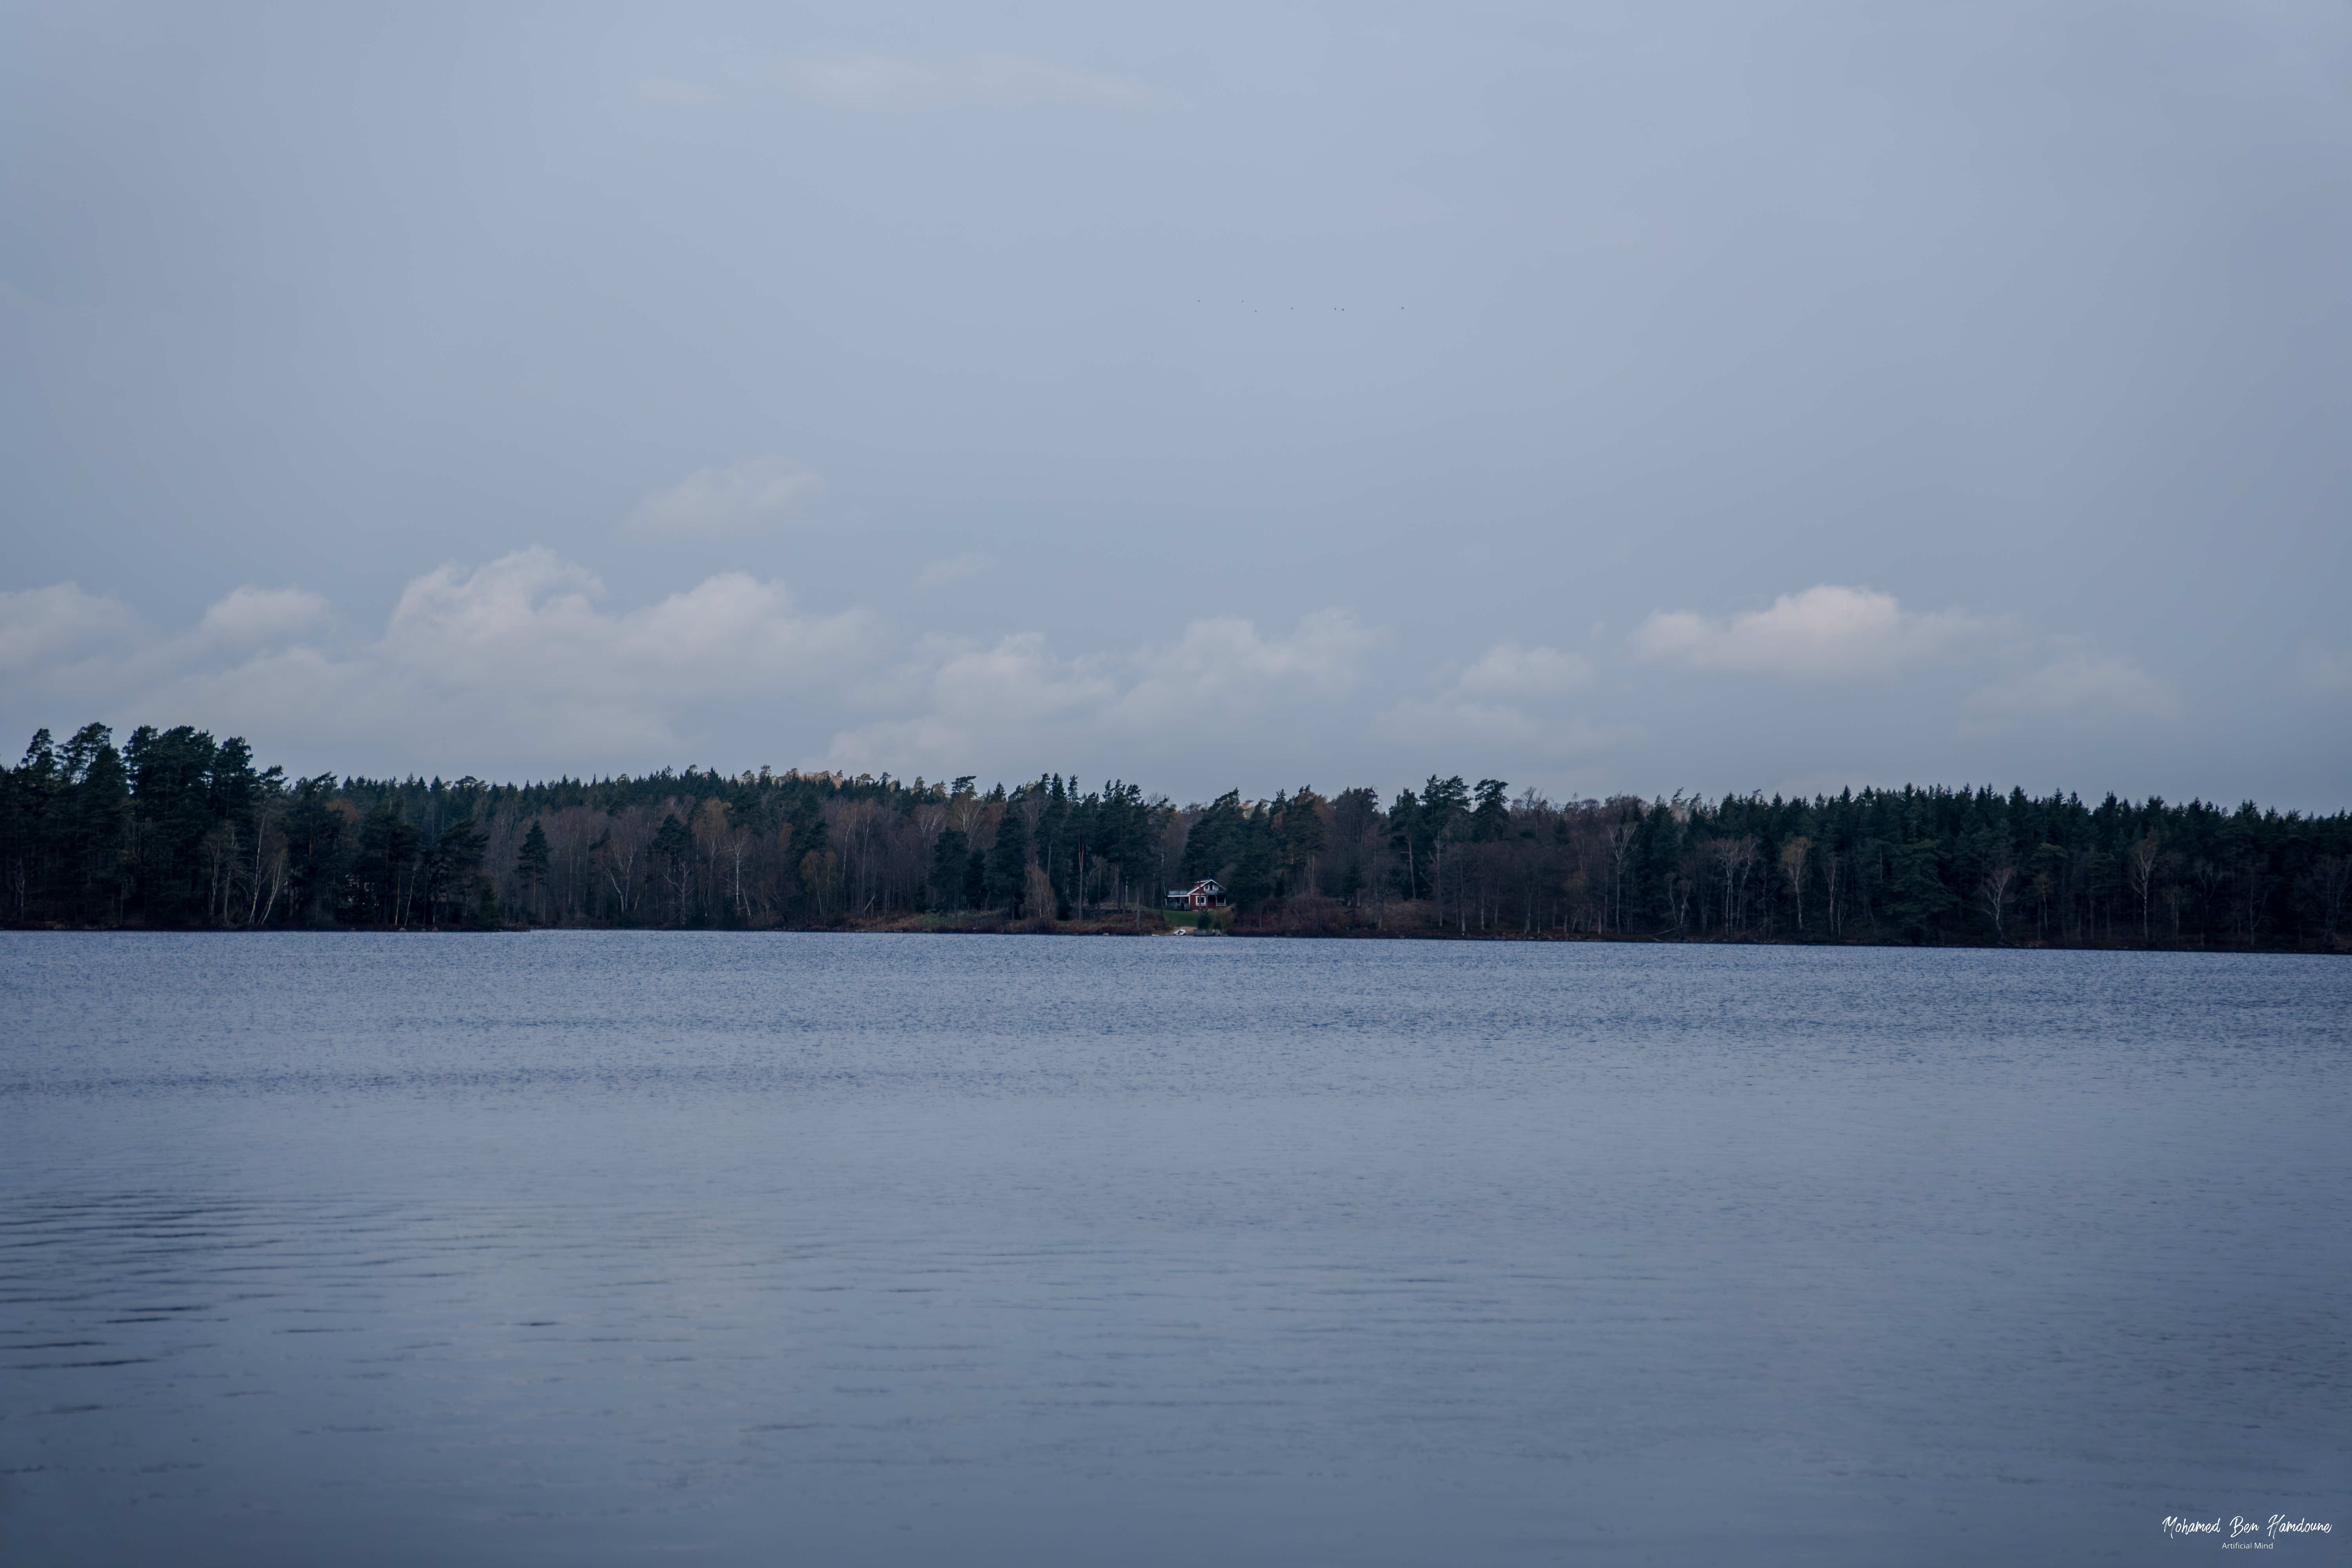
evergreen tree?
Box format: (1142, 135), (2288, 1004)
(515, 820), (552, 922)
(1887, 838), (1956, 942)
(1182, 791), (1248, 886)
(987, 809), (1031, 913)
(60, 724), (129, 923)
(929, 827), (969, 911)
(1470, 779), (1511, 842)
(353, 802), (419, 924)
(1274, 788), (1327, 897)
(1225, 820), (1278, 908)
(6, 716), (2350, 944)
(652, 813), (692, 924)
(2, 730), (62, 922)
(282, 775), (347, 926)
(425, 818), (488, 926)
(1386, 787), (1420, 898)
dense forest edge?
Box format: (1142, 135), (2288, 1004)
(5, 721), (2349, 950)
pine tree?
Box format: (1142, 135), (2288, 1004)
(515, 820), (552, 923)
(987, 809), (1031, 913)
(929, 827), (968, 911)
(652, 813), (692, 924)
(1470, 779), (1511, 842)
(1887, 838), (1955, 942)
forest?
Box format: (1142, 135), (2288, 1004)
(4, 721), (2349, 949)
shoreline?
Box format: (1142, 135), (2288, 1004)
(9, 919), (2345, 955)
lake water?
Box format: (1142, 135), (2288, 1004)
(2, 933), (2346, 1566)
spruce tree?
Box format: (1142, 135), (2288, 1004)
(929, 827), (968, 911)
(515, 820), (552, 922)
(987, 809), (1031, 913)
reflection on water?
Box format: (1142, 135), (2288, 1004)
(3, 934), (2347, 1565)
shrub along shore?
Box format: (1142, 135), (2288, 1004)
(6, 722), (2348, 950)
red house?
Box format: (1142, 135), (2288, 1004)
(1165, 878), (1227, 911)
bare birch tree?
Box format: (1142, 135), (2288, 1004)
(1779, 836), (1811, 931)
(2125, 831), (2163, 943)
(1978, 856), (2017, 941)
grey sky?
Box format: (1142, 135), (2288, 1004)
(5, 1), (2348, 804)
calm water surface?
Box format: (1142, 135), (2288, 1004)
(2, 933), (2347, 1566)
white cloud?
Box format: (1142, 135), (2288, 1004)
(777, 53), (1162, 112)
(824, 610), (1377, 776)
(915, 554), (992, 589)
(5, 564), (1377, 780)
(1370, 641), (1610, 757)
(4, 583), (330, 707)
(0, 583), (137, 673)
(1964, 652), (2179, 724)
(1627, 584), (1987, 682)
(194, 586), (328, 648)
(826, 632), (1118, 775)
(369, 550), (871, 699)
(2299, 640), (2352, 694)
(0, 551), (880, 770)
(622, 456), (820, 540)
(1107, 610), (1376, 730)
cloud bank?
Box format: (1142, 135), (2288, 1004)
(622, 457), (821, 540)
(0, 563), (2212, 796)
(1375, 642), (1611, 755)
(2, 557), (1375, 784)
(4, 550), (877, 773)
(825, 610), (1377, 777)
(1628, 585), (1987, 682)
(1964, 652), (2180, 724)
(0, 584), (140, 675)
(195, 586), (329, 647)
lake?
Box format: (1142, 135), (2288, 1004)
(2, 933), (2346, 1565)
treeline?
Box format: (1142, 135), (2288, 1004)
(4, 721), (2350, 949)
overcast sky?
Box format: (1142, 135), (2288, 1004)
(5, 1), (2348, 806)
